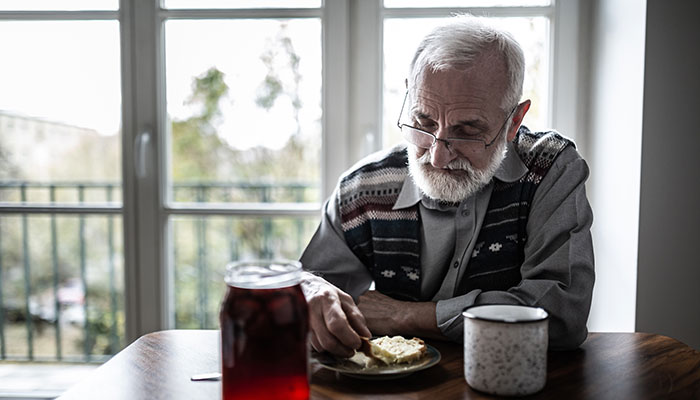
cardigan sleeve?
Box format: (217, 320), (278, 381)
(435, 146), (595, 349)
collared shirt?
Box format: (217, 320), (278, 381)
(300, 140), (595, 349)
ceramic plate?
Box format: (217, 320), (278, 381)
(312, 344), (441, 380)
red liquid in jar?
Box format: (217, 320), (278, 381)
(220, 282), (309, 400)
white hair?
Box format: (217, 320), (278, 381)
(407, 139), (508, 203)
(409, 14), (525, 112)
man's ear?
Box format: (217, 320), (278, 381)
(506, 99), (531, 142)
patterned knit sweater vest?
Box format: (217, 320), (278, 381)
(338, 128), (573, 301)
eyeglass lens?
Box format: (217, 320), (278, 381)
(402, 126), (485, 155)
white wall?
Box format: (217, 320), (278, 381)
(585, 0), (647, 332)
(635, 0), (700, 350)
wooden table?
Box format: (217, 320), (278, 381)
(58, 330), (700, 399)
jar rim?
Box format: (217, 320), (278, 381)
(225, 259), (302, 289)
(462, 304), (549, 324)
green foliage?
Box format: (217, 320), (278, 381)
(171, 67), (233, 182)
(256, 75), (283, 110)
(187, 67), (228, 122)
(82, 303), (121, 356)
(255, 24), (303, 123)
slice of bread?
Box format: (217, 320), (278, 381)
(363, 336), (427, 365)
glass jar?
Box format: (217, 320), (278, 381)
(220, 260), (309, 400)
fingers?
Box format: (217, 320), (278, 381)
(306, 284), (365, 358)
(323, 294), (361, 353)
(341, 294), (371, 338)
(309, 331), (323, 353)
(309, 303), (355, 357)
(310, 328), (353, 358)
(310, 329), (351, 358)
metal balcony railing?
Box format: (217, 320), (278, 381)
(0, 181), (318, 363)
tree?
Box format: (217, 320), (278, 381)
(171, 67), (232, 183)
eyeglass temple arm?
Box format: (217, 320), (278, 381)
(397, 90), (409, 129)
(484, 106), (518, 148)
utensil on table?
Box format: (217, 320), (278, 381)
(191, 372), (221, 381)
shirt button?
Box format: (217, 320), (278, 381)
(453, 261), (459, 269)
(461, 209), (470, 216)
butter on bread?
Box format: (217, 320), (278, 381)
(363, 336), (427, 365)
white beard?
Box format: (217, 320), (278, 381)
(407, 140), (508, 203)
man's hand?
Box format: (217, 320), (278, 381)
(300, 272), (371, 358)
(357, 290), (444, 339)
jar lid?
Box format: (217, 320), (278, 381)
(225, 259), (302, 289)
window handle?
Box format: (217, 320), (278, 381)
(135, 130), (151, 179)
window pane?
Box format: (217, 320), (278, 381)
(0, 1), (117, 11)
(383, 17), (549, 148)
(0, 214), (124, 361)
(163, 0), (321, 9)
(170, 215), (318, 329)
(0, 21), (122, 204)
(165, 19), (322, 204)
(384, 0), (551, 7)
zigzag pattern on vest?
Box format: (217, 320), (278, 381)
(516, 130), (572, 184)
(338, 147), (421, 300)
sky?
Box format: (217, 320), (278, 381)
(0, 20), (122, 134)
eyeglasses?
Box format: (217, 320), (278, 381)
(396, 90), (515, 157)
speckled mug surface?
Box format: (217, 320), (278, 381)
(462, 305), (549, 396)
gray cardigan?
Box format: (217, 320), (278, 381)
(301, 138), (594, 350)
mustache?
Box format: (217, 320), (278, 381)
(416, 152), (473, 171)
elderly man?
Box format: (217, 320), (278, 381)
(300, 15), (594, 358)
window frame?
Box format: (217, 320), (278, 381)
(0, 4), (124, 360)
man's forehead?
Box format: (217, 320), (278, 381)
(408, 86), (496, 116)
(409, 87), (477, 105)
(413, 49), (508, 85)
(411, 60), (508, 100)
(413, 71), (503, 102)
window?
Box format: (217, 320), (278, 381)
(163, 13), (323, 329)
(0, 0), (580, 362)
(0, 12), (122, 361)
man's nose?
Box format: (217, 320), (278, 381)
(430, 131), (458, 169)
